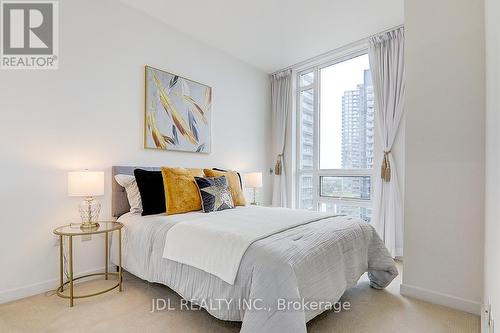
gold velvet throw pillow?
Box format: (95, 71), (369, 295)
(203, 169), (246, 206)
(161, 167), (204, 215)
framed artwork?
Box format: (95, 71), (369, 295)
(144, 65), (212, 153)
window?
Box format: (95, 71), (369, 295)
(296, 52), (375, 222)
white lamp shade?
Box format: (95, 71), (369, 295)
(68, 171), (104, 197)
(245, 172), (263, 188)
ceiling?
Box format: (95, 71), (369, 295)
(120, 0), (404, 73)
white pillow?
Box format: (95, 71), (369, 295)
(114, 174), (143, 214)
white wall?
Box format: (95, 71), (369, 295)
(484, 0), (500, 326)
(402, 0), (485, 314)
(0, 0), (271, 303)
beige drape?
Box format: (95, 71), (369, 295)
(271, 69), (292, 207)
(369, 27), (405, 257)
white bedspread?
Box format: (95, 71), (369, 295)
(163, 206), (332, 284)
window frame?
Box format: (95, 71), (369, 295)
(295, 46), (377, 216)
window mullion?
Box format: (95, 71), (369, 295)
(312, 66), (320, 210)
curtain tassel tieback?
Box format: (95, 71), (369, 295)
(274, 154), (283, 176)
(381, 150), (391, 182)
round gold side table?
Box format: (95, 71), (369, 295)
(53, 222), (124, 307)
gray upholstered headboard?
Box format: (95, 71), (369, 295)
(112, 166), (160, 218)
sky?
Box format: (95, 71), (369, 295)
(319, 54), (369, 169)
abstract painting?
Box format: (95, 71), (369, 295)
(145, 66), (211, 153)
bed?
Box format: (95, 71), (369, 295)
(110, 166), (398, 333)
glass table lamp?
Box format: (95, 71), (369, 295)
(68, 171), (104, 229)
(245, 172), (263, 205)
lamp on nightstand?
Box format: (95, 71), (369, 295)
(68, 171), (104, 229)
(245, 172), (262, 205)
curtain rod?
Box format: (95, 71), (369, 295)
(271, 24), (404, 75)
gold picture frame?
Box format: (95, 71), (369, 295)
(144, 65), (212, 153)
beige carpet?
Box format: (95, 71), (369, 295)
(0, 263), (480, 333)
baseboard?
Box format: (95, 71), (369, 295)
(0, 265), (116, 305)
(400, 283), (481, 315)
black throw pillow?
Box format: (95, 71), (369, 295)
(134, 169), (166, 216)
(194, 176), (235, 213)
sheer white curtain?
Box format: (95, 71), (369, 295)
(271, 69), (292, 207)
(369, 27), (405, 257)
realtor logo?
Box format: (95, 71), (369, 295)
(1, 1), (58, 69)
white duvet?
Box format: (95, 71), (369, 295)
(163, 206), (333, 284)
